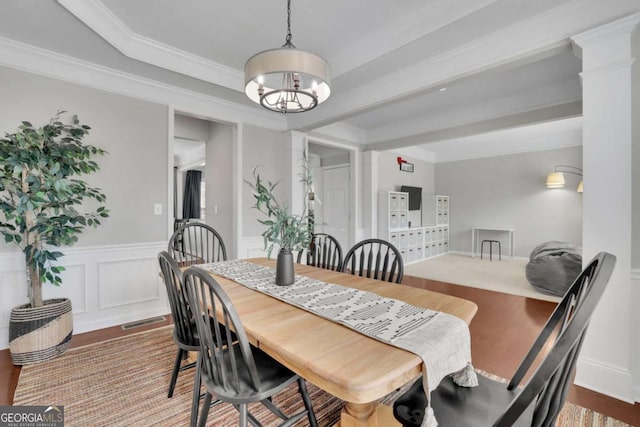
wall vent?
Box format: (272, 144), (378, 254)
(121, 316), (166, 330)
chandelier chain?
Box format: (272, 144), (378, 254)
(285, 0), (293, 44)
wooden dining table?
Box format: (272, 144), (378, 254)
(204, 258), (478, 427)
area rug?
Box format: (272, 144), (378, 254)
(404, 254), (562, 303)
(13, 326), (627, 426)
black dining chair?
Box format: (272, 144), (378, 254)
(157, 251), (205, 427)
(341, 238), (404, 284)
(392, 251), (616, 427)
(168, 222), (227, 267)
(297, 233), (343, 271)
(184, 266), (318, 427)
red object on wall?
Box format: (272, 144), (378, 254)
(397, 156), (407, 165)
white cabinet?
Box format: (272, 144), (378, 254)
(379, 191), (450, 265)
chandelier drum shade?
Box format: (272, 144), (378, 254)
(244, 0), (331, 114)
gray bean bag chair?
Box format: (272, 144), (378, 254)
(525, 241), (582, 297)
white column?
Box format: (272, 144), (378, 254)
(284, 131), (307, 216)
(362, 151), (380, 239)
(571, 13), (640, 403)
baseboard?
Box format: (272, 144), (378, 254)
(575, 356), (635, 404)
(73, 308), (171, 335)
(448, 250), (528, 262)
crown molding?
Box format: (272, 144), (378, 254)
(287, 0), (638, 132)
(572, 12), (640, 47)
(57, 0), (244, 91)
(0, 36), (284, 131)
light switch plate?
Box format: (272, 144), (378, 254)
(154, 203), (162, 215)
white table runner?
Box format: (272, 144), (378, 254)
(201, 260), (477, 426)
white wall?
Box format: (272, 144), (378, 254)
(435, 146), (583, 258)
(240, 125), (287, 258)
(205, 122), (234, 256)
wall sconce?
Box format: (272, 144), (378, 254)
(546, 165), (583, 192)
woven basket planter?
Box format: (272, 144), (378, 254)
(9, 298), (73, 365)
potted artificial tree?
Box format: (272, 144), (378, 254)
(245, 164), (312, 286)
(0, 111), (108, 365)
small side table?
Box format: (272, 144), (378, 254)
(471, 227), (515, 258)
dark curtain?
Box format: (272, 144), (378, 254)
(182, 170), (202, 219)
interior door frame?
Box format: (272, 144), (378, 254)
(167, 106), (241, 257)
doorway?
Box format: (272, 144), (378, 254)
(172, 112), (235, 256)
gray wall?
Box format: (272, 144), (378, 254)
(435, 146), (583, 258)
(377, 151), (436, 195)
(242, 125), (286, 237)
(175, 114), (209, 141)
(0, 66), (168, 250)
(377, 151), (436, 228)
(205, 122), (234, 256)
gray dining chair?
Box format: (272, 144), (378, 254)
(183, 266), (318, 427)
(297, 233), (343, 271)
(157, 251), (204, 427)
(168, 222), (227, 267)
(392, 251), (616, 427)
(341, 238), (404, 284)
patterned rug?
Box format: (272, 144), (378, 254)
(13, 326), (629, 426)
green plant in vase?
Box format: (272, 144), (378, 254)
(245, 161), (312, 285)
(0, 111), (109, 364)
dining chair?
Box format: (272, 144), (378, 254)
(297, 233), (343, 271)
(392, 251), (616, 427)
(157, 251), (204, 427)
(183, 266), (318, 427)
(341, 238), (404, 284)
(168, 222), (227, 267)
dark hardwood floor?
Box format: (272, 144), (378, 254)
(1, 276), (638, 425)
(402, 275), (640, 426)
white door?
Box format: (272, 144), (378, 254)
(321, 166), (350, 249)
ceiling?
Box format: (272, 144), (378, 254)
(0, 0), (638, 160)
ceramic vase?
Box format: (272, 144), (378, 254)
(275, 248), (295, 286)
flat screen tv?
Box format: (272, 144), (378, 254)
(400, 185), (422, 211)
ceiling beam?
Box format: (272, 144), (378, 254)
(365, 100), (582, 152)
(286, 0), (638, 133)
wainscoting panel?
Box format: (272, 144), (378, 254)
(0, 269), (27, 330)
(238, 236), (269, 260)
(0, 242), (169, 349)
(574, 268), (640, 404)
(44, 264), (87, 314)
(97, 257), (159, 309)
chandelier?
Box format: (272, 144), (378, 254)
(244, 0), (331, 114)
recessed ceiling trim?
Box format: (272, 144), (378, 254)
(329, 0), (500, 77)
(57, 0), (244, 91)
(287, 0), (635, 132)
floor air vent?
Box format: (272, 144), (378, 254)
(121, 316), (166, 330)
